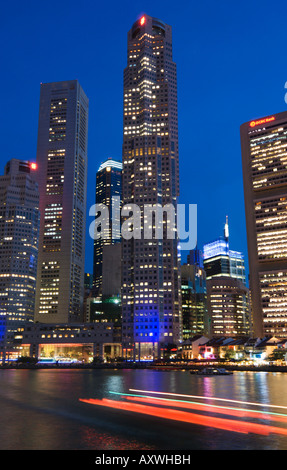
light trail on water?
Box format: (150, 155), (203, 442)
(79, 397), (287, 436)
(129, 388), (287, 411)
(108, 391), (287, 423)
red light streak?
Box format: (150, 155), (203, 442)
(79, 398), (287, 436)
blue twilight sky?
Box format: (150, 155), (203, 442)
(1, 0), (287, 282)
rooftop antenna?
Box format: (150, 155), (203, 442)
(224, 215), (229, 241)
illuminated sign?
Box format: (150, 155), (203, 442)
(249, 116), (275, 128)
(140, 16), (146, 25)
(30, 162), (37, 170)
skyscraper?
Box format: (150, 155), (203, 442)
(34, 80), (89, 323)
(203, 218), (250, 337)
(241, 111), (287, 337)
(181, 261), (208, 339)
(121, 14), (181, 360)
(93, 158), (122, 294)
(0, 159), (39, 354)
(203, 217), (246, 284)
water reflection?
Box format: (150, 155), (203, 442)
(1, 369), (287, 450)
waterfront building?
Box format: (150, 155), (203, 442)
(179, 335), (209, 360)
(121, 14), (182, 361)
(0, 159), (39, 359)
(241, 111), (287, 338)
(34, 80), (89, 324)
(181, 260), (208, 339)
(13, 321), (121, 362)
(93, 159), (122, 294)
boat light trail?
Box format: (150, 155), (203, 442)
(129, 389), (287, 411)
(79, 398), (287, 436)
(108, 391), (287, 423)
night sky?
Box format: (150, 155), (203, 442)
(2, 0), (287, 282)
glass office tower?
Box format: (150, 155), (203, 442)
(121, 15), (182, 360)
(241, 111), (287, 337)
(0, 159), (39, 356)
(203, 217), (246, 284)
(181, 262), (208, 339)
(93, 158), (122, 294)
(34, 80), (89, 323)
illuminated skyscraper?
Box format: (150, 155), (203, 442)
(203, 217), (246, 284)
(93, 158), (122, 294)
(34, 80), (89, 323)
(241, 111), (287, 337)
(121, 14), (181, 360)
(203, 218), (250, 337)
(181, 262), (208, 339)
(0, 159), (39, 353)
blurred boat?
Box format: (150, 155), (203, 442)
(190, 367), (233, 376)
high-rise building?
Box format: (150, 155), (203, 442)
(203, 217), (246, 284)
(0, 159), (39, 355)
(93, 158), (122, 294)
(34, 80), (89, 323)
(121, 14), (181, 360)
(204, 218), (250, 337)
(181, 260), (208, 339)
(241, 111), (287, 337)
(206, 277), (250, 337)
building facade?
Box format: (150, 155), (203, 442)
(121, 15), (182, 360)
(241, 111), (287, 337)
(203, 218), (250, 337)
(181, 261), (208, 339)
(206, 277), (250, 337)
(93, 159), (122, 293)
(0, 159), (40, 356)
(13, 321), (121, 362)
(34, 80), (89, 323)
(203, 217), (246, 284)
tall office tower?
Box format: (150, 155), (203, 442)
(181, 262), (208, 339)
(203, 217), (246, 284)
(0, 159), (39, 353)
(121, 14), (181, 361)
(204, 218), (250, 337)
(34, 80), (89, 324)
(93, 158), (122, 294)
(241, 111), (287, 337)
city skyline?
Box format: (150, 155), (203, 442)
(2, 0), (287, 283)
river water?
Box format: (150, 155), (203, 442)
(1, 368), (287, 450)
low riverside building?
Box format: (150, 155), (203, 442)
(178, 335), (209, 360)
(197, 336), (284, 362)
(4, 321), (122, 363)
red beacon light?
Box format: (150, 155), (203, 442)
(30, 162), (37, 170)
(140, 16), (146, 26)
